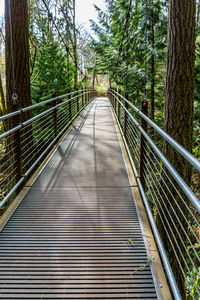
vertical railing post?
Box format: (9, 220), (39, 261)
(85, 88), (87, 104)
(68, 88), (72, 123)
(82, 89), (84, 107)
(83, 88), (85, 106)
(110, 87), (113, 106)
(13, 113), (22, 180)
(118, 88), (121, 124)
(76, 89), (79, 113)
(107, 88), (110, 101)
(140, 99), (148, 190)
(112, 88), (115, 108)
(86, 89), (89, 103)
(52, 90), (57, 138)
(124, 90), (129, 140)
(114, 89), (117, 112)
(116, 88), (119, 114)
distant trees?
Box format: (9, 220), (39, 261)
(29, 0), (94, 103)
(91, 0), (167, 115)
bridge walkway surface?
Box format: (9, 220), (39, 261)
(0, 98), (159, 299)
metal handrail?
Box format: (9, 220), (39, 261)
(109, 90), (200, 213)
(0, 89), (93, 121)
(115, 113), (182, 299)
(21, 89), (89, 113)
(0, 88), (96, 209)
(108, 88), (200, 300)
(110, 88), (200, 173)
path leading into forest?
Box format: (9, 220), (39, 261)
(0, 98), (158, 299)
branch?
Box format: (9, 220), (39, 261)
(29, 35), (38, 76)
(116, 0), (133, 65)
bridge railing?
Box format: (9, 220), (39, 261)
(108, 88), (200, 300)
(0, 89), (96, 209)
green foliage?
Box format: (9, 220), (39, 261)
(29, 0), (93, 111)
(31, 43), (72, 103)
(185, 267), (200, 299)
(90, 0), (199, 160)
(90, 0), (167, 109)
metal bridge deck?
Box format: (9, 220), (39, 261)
(0, 98), (157, 299)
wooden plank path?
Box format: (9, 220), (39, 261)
(0, 98), (158, 299)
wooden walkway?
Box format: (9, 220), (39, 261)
(0, 98), (158, 299)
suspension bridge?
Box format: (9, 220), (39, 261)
(0, 90), (199, 299)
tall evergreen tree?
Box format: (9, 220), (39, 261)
(160, 0), (196, 296)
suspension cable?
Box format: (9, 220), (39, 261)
(8, 0), (18, 106)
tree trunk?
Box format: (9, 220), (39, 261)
(5, 0), (32, 183)
(197, 0), (200, 24)
(164, 0), (195, 182)
(158, 0), (196, 297)
(92, 70), (95, 89)
(5, 0), (32, 117)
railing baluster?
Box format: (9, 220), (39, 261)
(85, 88), (87, 103)
(68, 89), (72, 122)
(52, 90), (57, 138)
(14, 114), (22, 180)
(118, 88), (121, 125)
(114, 90), (117, 112)
(124, 90), (129, 140)
(140, 99), (148, 190)
(76, 89), (79, 113)
(82, 91), (84, 107)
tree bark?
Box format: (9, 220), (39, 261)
(164, 0), (195, 181)
(197, 0), (200, 24)
(5, 0), (32, 182)
(5, 0), (32, 116)
(158, 0), (196, 297)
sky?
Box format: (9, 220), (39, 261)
(0, 0), (106, 32)
(0, 1), (3, 17)
(76, 0), (106, 32)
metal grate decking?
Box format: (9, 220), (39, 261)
(0, 98), (158, 299)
